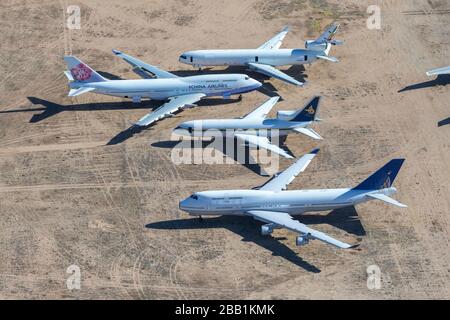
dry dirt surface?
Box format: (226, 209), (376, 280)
(0, 0), (449, 299)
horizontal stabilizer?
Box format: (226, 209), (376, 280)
(68, 87), (95, 97)
(64, 71), (74, 81)
(367, 193), (407, 208)
(317, 55), (339, 63)
(329, 39), (344, 46)
(294, 127), (323, 140)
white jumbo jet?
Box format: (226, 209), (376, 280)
(179, 149), (407, 249)
(173, 95), (322, 159)
(63, 51), (262, 127)
(426, 66), (450, 77)
(178, 23), (343, 87)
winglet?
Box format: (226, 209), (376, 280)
(112, 49), (122, 55)
(282, 25), (290, 32)
(310, 148), (320, 154)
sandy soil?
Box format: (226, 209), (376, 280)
(0, 0), (448, 299)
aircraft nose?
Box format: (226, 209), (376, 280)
(250, 78), (262, 89)
(173, 123), (192, 136)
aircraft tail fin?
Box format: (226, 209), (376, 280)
(288, 96), (321, 122)
(316, 22), (342, 45)
(64, 56), (107, 83)
(353, 159), (405, 190)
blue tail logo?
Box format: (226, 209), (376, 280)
(354, 159), (405, 190)
(291, 96), (320, 122)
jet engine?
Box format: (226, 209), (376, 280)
(296, 235), (311, 246)
(277, 110), (296, 121)
(261, 224), (275, 236)
(304, 40), (327, 51)
(305, 39), (343, 51)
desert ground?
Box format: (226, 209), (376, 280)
(0, 0), (449, 299)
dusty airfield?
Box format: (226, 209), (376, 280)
(0, 0), (449, 299)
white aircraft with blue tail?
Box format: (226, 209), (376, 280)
(179, 149), (406, 249)
(174, 95), (323, 159)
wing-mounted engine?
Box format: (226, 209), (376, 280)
(296, 234), (312, 246)
(261, 223), (277, 236)
(277, 110), (296, 121)
(304, 40), (328, 51)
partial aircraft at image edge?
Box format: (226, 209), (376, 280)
(179, 149), (407, 249)
(426, 66), (450, 77)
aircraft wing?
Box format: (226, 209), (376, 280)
(235, 133), (293, 159)
(257, 26), (290, 50)
(293, 127), (323, 140)
(247, 62), (304, 86)
(242, 96), (280, 119)
(247, 210), (356, 249)
(426, 66), (450, 77)
(367, 193), (407, 208)
(259, 148), (319, 191)
(135, 93), (205, 127)
(316, 23), (340, 43)
(112, 49), (178, 79)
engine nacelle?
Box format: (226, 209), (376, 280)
(304, 40), (327, 51)
(296, 235), (310, 246)
(277, 110), (296, 121)
(261, 224), (275, 236)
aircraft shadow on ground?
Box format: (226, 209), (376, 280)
(438, 117), (450, 127)
(1, 96), (242, 145)
(398, 74), (450, 92)
(151, 136), (294, 176)
(20, 97), (163, 123)
(146, 215), (321, 273)
(298, 206), (366, 237)
(106, 97), (241, 145)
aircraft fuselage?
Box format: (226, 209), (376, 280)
(179, 49), (325, 67)
(70, 74), (261, 100)
(179, 187), (398, 216)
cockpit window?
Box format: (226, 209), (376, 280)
(245, 76), (250, 80)
(190, 195), (198, 200)
(180, 55), (187, 60)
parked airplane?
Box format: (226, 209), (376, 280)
(426, 66), (450, 77)
(178, 23), (343, 86)
(173, 95), (322, 159)
(179, 149), (406, 249)
(63, 51), (262, 127)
